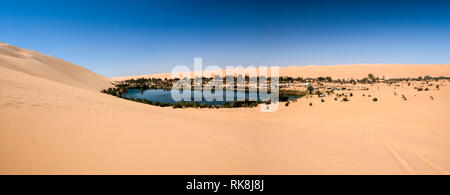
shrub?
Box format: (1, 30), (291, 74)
(200, 103), (210, 108)
(192, 102), (200, 108)
(373, 98), (378, 102)
(343, 97), (349, 102)
(159, 102), (170, 107)
(309, 102), (312, 106)
(315, 91), (323, 96)
(321, 99), (325, 103)
(279, 91), (289, 102)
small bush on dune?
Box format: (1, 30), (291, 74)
(373, 98), (378, 102)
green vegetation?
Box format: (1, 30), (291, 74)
(307, 85), (314, 94)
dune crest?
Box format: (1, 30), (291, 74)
(0, 42), (111, 91)
(113, 63), (450, 81)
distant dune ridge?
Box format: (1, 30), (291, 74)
(113, 63), (450, 81)
(1, 42), (450, 175)
(0, 42), (111, 91)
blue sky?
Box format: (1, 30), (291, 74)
(1, 0), (449, 77)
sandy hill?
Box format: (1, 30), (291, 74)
(113, 63), (450, 81)
(0, 42), (111, 91)
(280, 64), (450, 79)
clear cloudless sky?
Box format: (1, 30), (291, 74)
(0, 0), (449, 77)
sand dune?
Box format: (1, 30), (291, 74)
(0, 42), (449, 174)
(113, 63), (450, 81)
(0, 42), (111, 91)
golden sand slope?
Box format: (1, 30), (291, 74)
(0, 42), (111, 91)
(1, 43), (449, 174)
(113, 64), (450, 81)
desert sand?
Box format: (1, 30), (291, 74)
(113, 63), (450, 81)
(1, 42), (449, 174)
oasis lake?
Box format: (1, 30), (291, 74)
(124, 89), (299, 105)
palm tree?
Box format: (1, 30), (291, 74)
(368, 73), (375, 83)
(307, 85), (314, 94)
(119, 87), (128, 97)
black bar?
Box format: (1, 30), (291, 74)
(1, 175), (445, 193)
